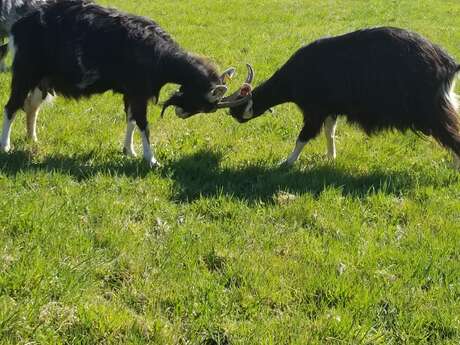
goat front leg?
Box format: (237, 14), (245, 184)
(1, 79), (31, 152)
(281, 117), (324, 166)
(129, 98), (158, 168)
(0, 110), (16, 152)
(324, 116), (337, 159)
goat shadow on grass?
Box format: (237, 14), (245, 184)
(0, 149), (448, 202)
(162, 150), (443, 203)
(0, 149), (153, 180)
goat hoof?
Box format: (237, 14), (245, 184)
(146, 157), (160, 169)
(0, 143), (11, 153)
(123, 147), (137, 157)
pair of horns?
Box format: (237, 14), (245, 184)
(215, 64), (254, 109)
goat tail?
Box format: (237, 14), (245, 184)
(456, 65), (460, 73)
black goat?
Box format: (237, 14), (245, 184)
(0, 0), (243, 166)
(229, 27), (460, 170)
(0, 0), (47, 71)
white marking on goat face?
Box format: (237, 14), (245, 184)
(242, 100), (254, 120)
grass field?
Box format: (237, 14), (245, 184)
(1, 0), (460, 344)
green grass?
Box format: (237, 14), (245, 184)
(1, 0), (460, 344)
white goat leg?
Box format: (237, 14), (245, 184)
(140, 126), (158, 168)
(24, 87), (44, 142)
(282, 140), (307, 166)
(324, 116), (337, 159)
(123, 121), (137, 157)
(123, 106), (137, 157)
(0, 110), (14, 152)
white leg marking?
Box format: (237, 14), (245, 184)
(123, 121), (137, 157)
(141, 128), (158, 168)
(1, 110), (13, 152)
(123, 106), (137, 157)
(24, 88), (44, 142)
(282, 140), (307, 166)
(324, 116), (337, 159)
(242, 100), (254, 120)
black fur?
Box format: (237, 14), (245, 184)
(230, 27), (460, 163)
(4, 0), (226, 163)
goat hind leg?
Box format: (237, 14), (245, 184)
(122, 96), (137, 157)
(24, 87), (45, 142)
(324, 116), (337, 159)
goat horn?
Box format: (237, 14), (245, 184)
(219, 63), (255, 103)
(220, 67), (236, 84)
(245, 63), (254, 84)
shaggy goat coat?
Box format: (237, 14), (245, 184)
(0, 0), (232, 166)
(230, 27), (460, 168)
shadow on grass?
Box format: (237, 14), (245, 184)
(0, 148), (445, 202)
(163, 150), (427, 202)
(0, 149), (153, 180)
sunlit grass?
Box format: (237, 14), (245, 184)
(1, 1), (460, 344)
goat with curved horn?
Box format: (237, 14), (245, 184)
(228, 27), (460, 171)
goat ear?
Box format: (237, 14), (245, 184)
(208, 85), (228, 102)
(220, 67), (236, 84)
